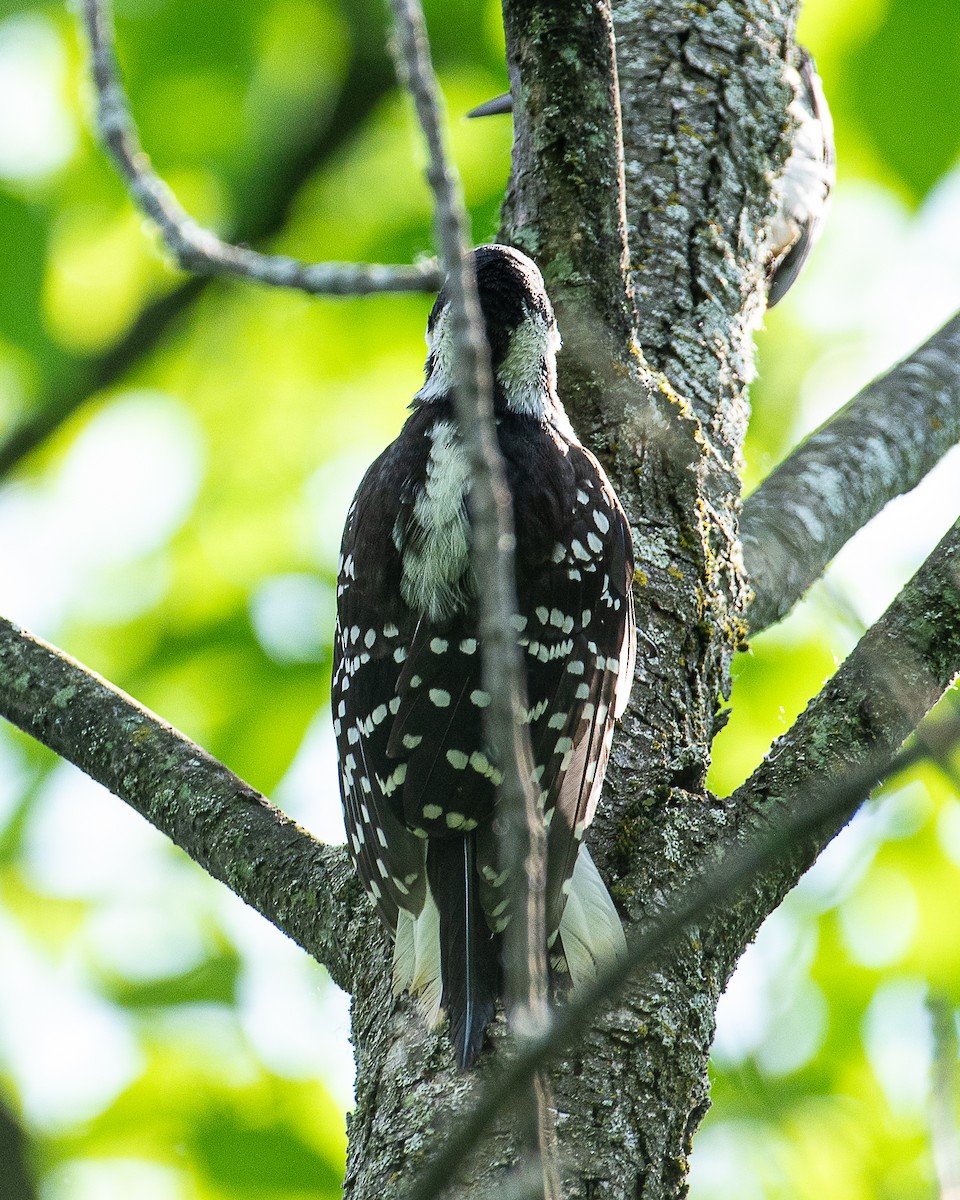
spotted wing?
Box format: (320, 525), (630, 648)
(333, 454), (428, 933)
(505, 434), (635, 939)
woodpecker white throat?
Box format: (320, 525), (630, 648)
(333, 244), (634, 1067)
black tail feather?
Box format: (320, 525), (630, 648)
(426, 834), (499, 1068)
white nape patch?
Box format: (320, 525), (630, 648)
(402, 420), (471, 622)
(557, 847), (627, 988)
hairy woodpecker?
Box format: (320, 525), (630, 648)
(333, 245), (633, 1067)
(467, 48), (834, 308)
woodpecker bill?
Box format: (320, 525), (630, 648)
(467, 47), (834, 309)
(333, 244), (633, 1067)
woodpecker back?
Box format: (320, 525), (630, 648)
(333, 244), (633, 1066)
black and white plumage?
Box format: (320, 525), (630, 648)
(765, 49), (835, 307)
(333, 245), (633, 1067)
(467, 48), (834, 309)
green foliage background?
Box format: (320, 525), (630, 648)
(0, 0), (958, 1196)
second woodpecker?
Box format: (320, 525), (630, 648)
(468, 48), (835, 308)
(334, 245), (633, 1067)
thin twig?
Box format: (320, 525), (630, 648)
(402, 727), (937, 1200)
(0, 9), (401, 479)
(0, 616), (362, 992)
(928, 994), (960, 1200)
(78, 0), (441, 296)
(386, 0), (556, 1191)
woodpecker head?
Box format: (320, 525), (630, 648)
(417, 244), (566, 425)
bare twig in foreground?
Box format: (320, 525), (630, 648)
(388, 0), (555, 1192)
(79, 0), (441, 296)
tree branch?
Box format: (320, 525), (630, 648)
(79, 0), (441, 297)
(0, 0), (399, 479)
(388, 0), (550, 1044)
(0, 616), (364, 993)
(724, 515), (960, 951)
(929, 994), (960, 1200)
(404, 509), (960, 1200)
(743, 310), (960, 632)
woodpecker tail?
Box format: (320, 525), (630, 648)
(556, 846), (627, 986)
(426, 834), (499, 1068)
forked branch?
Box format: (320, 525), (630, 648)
(79, 0), (441, 296)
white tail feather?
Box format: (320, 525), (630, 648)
(558, 847), (627, 988)
(392, 891), (443, 1025)
(392, 910), (416, 995)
